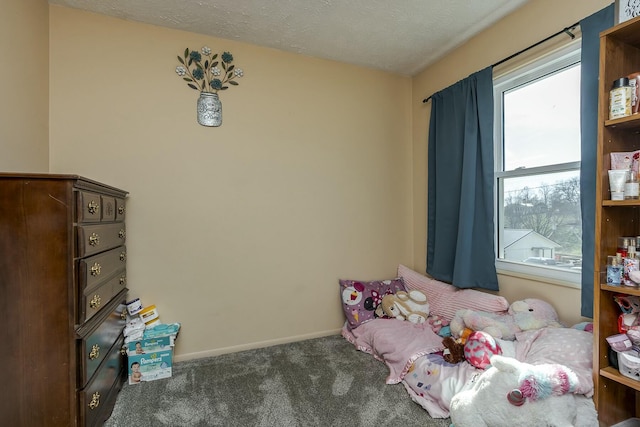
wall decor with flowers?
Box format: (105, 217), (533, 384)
(175, 46), (244, 127)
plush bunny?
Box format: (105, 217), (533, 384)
(379, 290), (430, 323)
(450, 355), (597, 427)
(449, 298), (562, 340)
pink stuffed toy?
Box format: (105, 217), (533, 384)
(450, 298), (562, 341)
(464, 331), (503, 369)
(428, 314), (449, 334)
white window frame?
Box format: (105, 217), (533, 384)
(493, 40), (582, 288)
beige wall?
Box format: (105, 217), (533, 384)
(49, 6), (413, 360)
(0, 0), (49, 172)
(411, 0), (612, 326)
(2, 1), (614, 360)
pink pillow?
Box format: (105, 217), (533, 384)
(344, 318), (444, 384)
(397, 264), (509, 322)
(515, 327), (594, 397)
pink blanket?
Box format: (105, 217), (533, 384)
(515, 327), (594, 397)
(342, 318), (444, 384)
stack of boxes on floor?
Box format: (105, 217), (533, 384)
(124, 298), (181, 385)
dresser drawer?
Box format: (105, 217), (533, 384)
(79, 297), (126, 387)
(77, 191), (103, 223)
(115, 197), (126, 222)
(79, 246), (127, 291)
(77, 223), (126, 257)
(79, 336), (125, 427)
(101, 196), (116, 221)
(80, 270), (127, 323)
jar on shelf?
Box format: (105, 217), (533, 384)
(610, 77), (633, 119)
(629, 72), (640, 114)
(625, 168), (640, 199)
(618, 237), (631, 258)
(607, 255), (623, 285)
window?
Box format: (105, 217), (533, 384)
(493, 41), (582, 286)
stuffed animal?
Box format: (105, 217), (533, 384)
(379, 290), (430, 323)
(428, 314), (449, 334)
(442, 336), (465, 364)
(450, 355), (597, 427)
(463, 331), (502, 369)
(449, 298), (562, 340)
(458, 327), (473, 344)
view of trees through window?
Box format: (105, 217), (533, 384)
(503, 172), (582, 268)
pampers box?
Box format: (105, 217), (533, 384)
(127, 336), (173, 385)
(128, 348), (173, 385)
(126, 324), (181, 385)
(127, 336), (172, 355)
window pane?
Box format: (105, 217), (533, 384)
(501, 170), (582, 269)
(503, 65), (581, 171)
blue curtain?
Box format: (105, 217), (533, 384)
(580, 4), (614, 318)
(427, 67), (499, 290)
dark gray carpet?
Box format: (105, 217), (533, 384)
(104, 334), (451, 426)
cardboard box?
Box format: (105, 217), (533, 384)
(125, 324), (180, 384)
(127, 336), (172, 356)
(128, 348), (173, 385)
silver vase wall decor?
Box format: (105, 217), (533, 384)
(175, 47), (244, 127)
(196, 92), (222, 127)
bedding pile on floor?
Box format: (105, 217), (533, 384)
(340, 265), (597, 425)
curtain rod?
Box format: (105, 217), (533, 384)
(422, 21), (580, 103)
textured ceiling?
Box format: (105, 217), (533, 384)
(49, 0), (529, 76)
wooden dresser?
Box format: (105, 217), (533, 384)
(0, 174), (129, 426)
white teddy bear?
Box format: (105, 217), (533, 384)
(379, 289), (430, 323)
(449, 298), (562, 340)
(449, 355), (597, 427)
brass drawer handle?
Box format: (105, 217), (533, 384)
(119, 275), (127, 286)
(89, 294), (101, 309)
(120, 345), (127, 356)
(89, 344), (100, 360)
(118, 229), (126, 239)
(88, 392), (100, 410)
(120, 251), (126, 261)
(88, 233), (100, 246)
(87, 200), (99, 215)
(121, 310), (127, 320)
(90, 262), (101, 276)
(118, 205), (125, 215)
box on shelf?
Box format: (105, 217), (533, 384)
(618, 350), (640, 381)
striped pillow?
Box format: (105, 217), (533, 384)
(397, 264), (508, 322)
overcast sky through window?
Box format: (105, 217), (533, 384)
(504, 64), (581, 171)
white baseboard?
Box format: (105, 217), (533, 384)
(173, 328), (343, 363)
